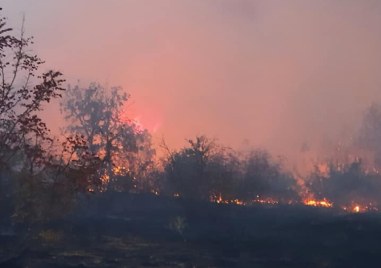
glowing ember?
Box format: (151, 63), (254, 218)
(251, 197), (279, 205)
(209, 194), (246, 206)
(100, 173), (110, 184)
(304, 198), (333, 208)
(231, 199), (245, 205)
(113, 166), (128, 175)
(151, 190), (159, 196)
(341, 202), (379, 213)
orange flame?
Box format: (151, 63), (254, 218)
(303, 198), (333, 208)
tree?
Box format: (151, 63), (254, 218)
(163, 136), (238, 200)
(357, 103), (381, 167)
(0, 8), (88, 226)
(0, 9), (64, 172)
(306, 159), (381, 210)
(239, 150), (299, 203)
(61, 83), (155, 191)
(12, 133), (102, 223)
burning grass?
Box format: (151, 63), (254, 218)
(208, 193), (381, 214)
(303, 198), (333, 208)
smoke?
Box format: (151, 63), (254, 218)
(3, 0), (381, 168)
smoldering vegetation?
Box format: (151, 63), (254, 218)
(159, 136), (300, 204)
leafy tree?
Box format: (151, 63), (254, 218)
(163, 136), (238, 200)
(0, 8), (99, 225)
(239, 150), (299, 203)
(0, 9), (64, 172)
(306, 160), (381, 209)
(61, 83), (155, 191)
(12, 134), (102, 223)
(163, 137), (299, 203)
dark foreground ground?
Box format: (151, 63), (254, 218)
(1, 193), (381, 268)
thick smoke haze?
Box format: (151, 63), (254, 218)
(3, 0), (381, 166)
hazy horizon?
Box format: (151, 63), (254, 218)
(3, 0), (381, 166)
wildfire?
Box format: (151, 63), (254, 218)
(251, 196), (279, 205)
(100, 173), (110, 184)
(151, 190), (159, 196)
(195, 192), (380, 213)
(231, 199), (246, 205)
(101, 165), (379, 214)
(178, 192), (374, 214)
(209, 194), (246, 206)
(303, 198), (333, 208)
(342, 203), (379, 213)
(342, 205), (362, 213)
(113, 166), (128, 175)
(210, 194), (282, 206)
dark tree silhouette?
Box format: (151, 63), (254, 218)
(239, 150), (299, 204)
(306, 160), (381, 210)
(61, 83), (155, 191)
(163, 136), (238, 200)
(357, 103), (381, 167)
(0, 8), (85, 225)
(0, 10), (64, 172)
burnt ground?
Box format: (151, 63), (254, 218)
(1, 193), (381, 267)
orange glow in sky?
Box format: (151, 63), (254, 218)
(119, 102), (162, 134)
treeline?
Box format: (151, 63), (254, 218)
(306, 160), (381, 211)
(158, 136), (299, 203)
(59, 84), (301, 204)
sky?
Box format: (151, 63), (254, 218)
(3, 0), (381, 164)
